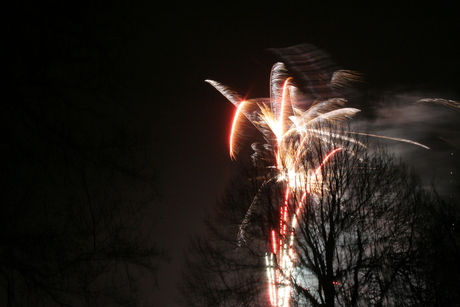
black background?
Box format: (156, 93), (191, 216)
(3, 2), (459, 306)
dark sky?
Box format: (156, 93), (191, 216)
(135, 4), (459, 305)
(3, 2), (459, 306)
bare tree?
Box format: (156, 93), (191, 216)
(413, 189), (460, 307)
(180, 128), (441, 307)
(290, 136), (431, 307)
(0, 2), (166, 306)
(179, 157), (282, 307)
(181, 42), (459, 307)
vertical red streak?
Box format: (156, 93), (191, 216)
(279, 206), (284, 234)
(271, 230), (278, 254)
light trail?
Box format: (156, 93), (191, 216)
(229, 100), (248, 159)
(207, 58), (429, 306)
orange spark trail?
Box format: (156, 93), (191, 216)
(278, 77), (293, 140)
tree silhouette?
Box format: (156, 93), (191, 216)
(414, 189), (460, 307)
(180, 161), (274, 307)
(290, 136), (429, 306)
(180, 128), (452, 306)
(1, 2), (166, 306)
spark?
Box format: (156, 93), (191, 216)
(208, 51), (429, 306)
(230, 100), (249, 159)
(208, 65), (358, 306)
(416, 98), (460, 110)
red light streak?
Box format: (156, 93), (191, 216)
(315, 147), (342, 175)
(229, 100), (248, 159)
(271, 230), (278, 254)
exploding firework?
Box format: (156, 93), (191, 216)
(206, 65), (360, 306)
(206, 44), (428, 307)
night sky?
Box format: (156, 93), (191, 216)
(3, 2), (459, 306)
(144, 4), (460, 305)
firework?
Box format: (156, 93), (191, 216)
(207, 64), (360, 306)
(207, 44), (428, 307)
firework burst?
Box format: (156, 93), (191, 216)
(207, 45), (428, 307)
